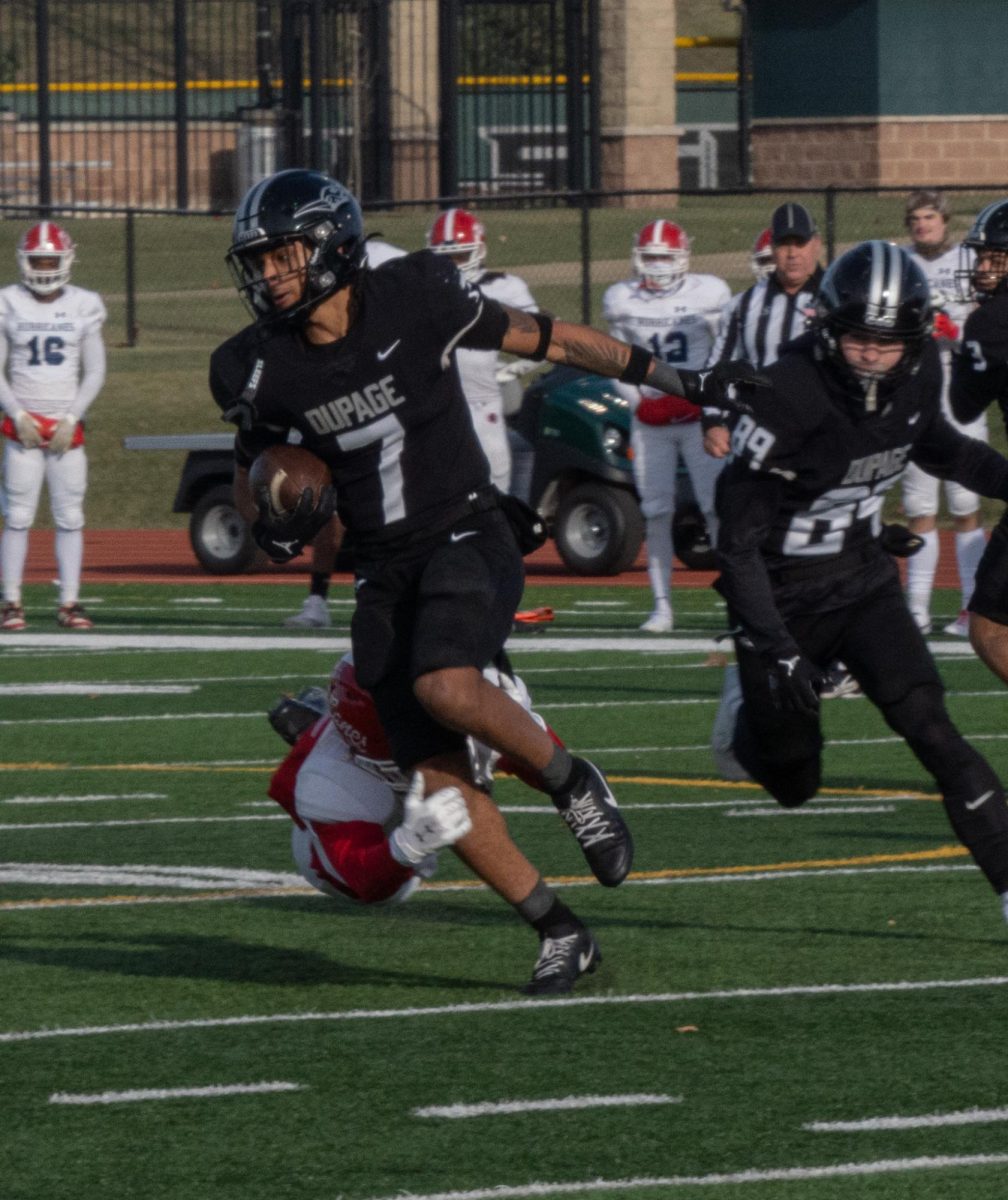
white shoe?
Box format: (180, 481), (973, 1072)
(640, 608), (673, 633)
(942, 610), (970, 638)
(710, 664), (752, 782)
(909, 606), (932, 635)
(283, 595), (331, 628)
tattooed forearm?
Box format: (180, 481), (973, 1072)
(549, 321), (631, 375)
(500, 307), (633, 376)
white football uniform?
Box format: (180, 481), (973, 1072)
(365, 240), (407, 268)
(603, 274), (730, 518)
(902, 242), (986, 519)
(603, 273), (730, 622)
(0, 282), (106, 608)
(455, 269), (538, 490)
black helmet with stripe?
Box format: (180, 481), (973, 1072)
(814, 240), (932, 406)
(958, 198), (1008, 301)
(226, 168), (366, 323)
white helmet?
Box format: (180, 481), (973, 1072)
(18, 221), (75, 295)
(632, 220), (690, 292)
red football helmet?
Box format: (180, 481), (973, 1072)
(632, 220), (690, 292)
(18, 221), (75, 295)
(427, 207), (486, 282)
(751, 227), (774, 280)
(328, 654), (404, 785)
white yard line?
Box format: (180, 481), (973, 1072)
(2, 975), (1005, 1044)
(0, 794), (924, 832)
(0, 863), (301, 888)
(804, 1106), (1008, 1132)
(413, 1094), (681, 1119)
(360, 1154), (1008, 1200)
(49, 1081), (304, 1106)
(0, 814), (287, 832)
(3, 793), (167, 805)
(0, 861), (978, 911)
(724, 805), (896, 817)
(0, 683), (198, 696)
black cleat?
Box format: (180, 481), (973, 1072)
(521, 928), (601, 996)
(552, 758), (634, 886)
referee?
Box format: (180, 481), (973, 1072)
(708, 201), (824, 371)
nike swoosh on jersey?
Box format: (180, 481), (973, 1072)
(965, 790), (995, 811)
(376, 339), (401, 361)
(450, 530), (478, 542)
(907, 413), (920, 424)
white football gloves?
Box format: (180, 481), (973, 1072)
(47, 415), (78, 455)
(13, 410), (43, 448)
(389, 772), (472, 868)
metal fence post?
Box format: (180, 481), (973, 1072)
(174, 0), (189, 211)
(824, 185), (836, 263)
(125, 210), (138, 348)
(34, 0), (51, 210)
(564, 0), (585, 195)
(580, 191), (591, 324)
(438, 0), (460, 200)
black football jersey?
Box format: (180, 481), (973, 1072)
(209, 251), (509, 545)
(716, 335), (1008, 655)
(951, 291), (1008, 430)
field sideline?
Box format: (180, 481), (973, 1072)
(3, 576), (1006, 1199)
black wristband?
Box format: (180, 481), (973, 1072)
(531, 312), (553, 360)
(618, 344), (653, 385)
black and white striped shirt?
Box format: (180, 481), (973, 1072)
(708, 266), (824, 368)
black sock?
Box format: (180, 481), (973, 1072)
(540, 745), (577, 796)
(513, 878), (583, 939)
(309, 573), (330, 599)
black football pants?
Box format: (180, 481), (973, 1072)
(732, 575), (1008, 894)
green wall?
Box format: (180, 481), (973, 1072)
(751, 0), (1008, 118)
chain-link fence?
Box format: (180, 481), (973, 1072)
(2, 182), (1007, 529)
(3, 184), (1006, 349)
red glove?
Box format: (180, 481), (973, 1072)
(635, 394), (701, 425)
(932, 311), (959, 342)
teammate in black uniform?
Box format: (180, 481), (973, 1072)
(950, 198), (1008, 685)
(713, 239), (1008, 926)
(211, 169), (751, 992)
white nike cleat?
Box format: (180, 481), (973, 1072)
(640, 608), (673, 633)
(283, 595), (331, 629)
(942, 610), (970, 638)
(521, 928), (600, 995)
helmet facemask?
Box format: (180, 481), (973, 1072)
(632, 220), (690, 293)
(427, 208), (487, 283)
(955, 198), (1008, 303)
(814, 240), (932, 413)
(17, 222), (75, 296)
(226, 170), (366, 324)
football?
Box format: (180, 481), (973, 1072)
(248, 444), (332, 519)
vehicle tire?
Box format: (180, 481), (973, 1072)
(554, 483), (644, 576)
(189, 484), (258, 574)
(672, 505), (718, 571)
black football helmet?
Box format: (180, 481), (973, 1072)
(814, 240), (932, 409)
(957, 198), (1008, 302)
(226, 168), (367, 322)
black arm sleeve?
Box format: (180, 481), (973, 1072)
(457, 294), (510, 351)
(714, 465), (798, 660)
(911, 414), (1008, 500)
